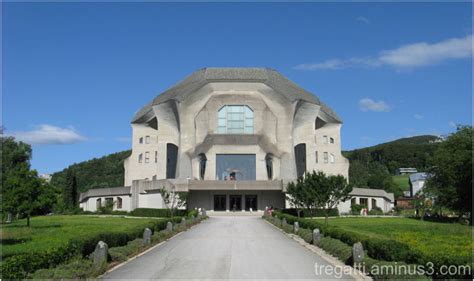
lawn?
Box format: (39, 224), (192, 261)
(320, 217), (473, 261)
(392, 174), (410, 191)
(1, 215), (165, 259)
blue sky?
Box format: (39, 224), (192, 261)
(3, 2), (472, 174)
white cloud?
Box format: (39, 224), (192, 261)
(358, 98), (391, 112)
(9, 124), (87, 145)
(414, 114), (424, 120)
(356, 16), (370, 24)
(294, 35), (473, 70)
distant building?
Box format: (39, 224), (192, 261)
(337, 188), (395, 214)
(79, 68), (350, 212)
(409, 172), (429, 197)
(397, 167), (418, 175)
(396, 197), (415, 209)
(39, 173), (52, 183)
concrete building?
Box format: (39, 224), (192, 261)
(80, 68), (349, 212)
(337, 188), (395, 214)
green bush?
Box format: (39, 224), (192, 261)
(28, 256), (101, 279)
(282, 208), (339, 218)
(316, 236), (353, 264)
(108, 238), (145, 262)
(368, 207), (384, 216)
(297, 228), (313, 244)
(129, 208), (188, 218)
(350, 204), (365, 215)
(362, 257), (430, 280)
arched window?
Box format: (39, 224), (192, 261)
(199, 153), (207, 180)
(265, 154), (273, 180)
(217, 105), (253, 134)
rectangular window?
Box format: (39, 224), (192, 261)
(138, 153), (143, 163)
(145, 136), (150, 144)
(217, 105), (253, 134)
(155, 151), (158, 163)
(351, 198), (356, 206)
(330, 137), (335, 144)
(96, 198), (101, 209)
(139, 137), (143, 144)
(145, 152), (150, 163)
(315, 151), (318, 163)
(330, 153), (335, 164)
(323, 152), (328, 164)
(105, 197), (113, 206)
(360, 198), (368, 206)
(117, 197), (123, 209)
(323, 136), (328, 144)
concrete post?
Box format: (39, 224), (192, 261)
(93, 241), (108, 268)
(282, 218), (287, 226)
(167, 221), (173, 232)
(352, 242), (365, 268)
(143, 228), (152, 245)
(293, 221), (299, 233)
(181, 217), (186, 226)
(312, 229), (321, 245)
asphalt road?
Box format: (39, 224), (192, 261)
(102, 215), (352, 280)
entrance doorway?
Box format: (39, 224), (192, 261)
(245, 195), (257, 211)
(214, 195), (226, 211)
(229, 195), (242, 211)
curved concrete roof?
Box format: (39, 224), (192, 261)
(132, 67), (341, 123)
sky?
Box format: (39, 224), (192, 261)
(3, 2), (472, 174)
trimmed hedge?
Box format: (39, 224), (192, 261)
(281, 208), (339, 218)
(0, 217), (183, 279)
(129, 208), (188, 218)
(28, 256), (100, 279)
(271, 211), (473, 279)
(316, 236), (353, 264)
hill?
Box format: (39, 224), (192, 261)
(343, 135), (442, 197)
(343, 135), (442, 174)
(50, 150), (131, 193)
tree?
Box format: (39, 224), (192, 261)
(63, 169), (78, 210)
(286, 171), (352, 224)
(425, 126), (472, 224)
(159, 187), (187, 217)
(2, 137), (57, 225)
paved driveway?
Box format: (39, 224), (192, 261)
(102, 215), (352, 280)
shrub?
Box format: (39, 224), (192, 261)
(28, 257), (100, 279)
(316, 236), (352, 264)
(129, 208), (188, 218)
(362, 257), (430, 280)
(350, 204), (365, 215)
(109, 238), (145, 262)
(297, 228), (313, 244)
(282, 208), (339, 218)
(368, 207), (384, 216)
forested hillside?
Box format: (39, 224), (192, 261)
(50, 150), (131, 192)
(343, 135), (442, 197)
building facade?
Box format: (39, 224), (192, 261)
(80, 68), (349, 212)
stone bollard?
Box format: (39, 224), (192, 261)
(202, 208), (207, 216)
(312, 229), (321, 245)
(293, 221), (299, 233)
(352, 242), (365, 268)
(143, 228), (152, 245)
(181, 217), (186, 226)
(93, 241), (108, 268)
(282, 218), (287, 226)
(167, 221), (173, 232)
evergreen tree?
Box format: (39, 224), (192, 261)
(63, 169), (78, 209)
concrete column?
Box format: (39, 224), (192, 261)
(242, 194), (245, 212)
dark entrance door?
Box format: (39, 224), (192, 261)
(166, 143), (178, 179)
(229, 195), (242, 211)
(214, 195), (226, 211)
(245, 195), (257, 211)
(294, 143), (306, 178)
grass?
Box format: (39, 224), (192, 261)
(392, 174), (410, 191)
(319, 217), (473, 262)
(1, 215), (165, 259)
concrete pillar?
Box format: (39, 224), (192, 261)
(167, 221), (173, 232)
(293, 221), (299, 233)
(312, 229), (321, 244)
(93, 241), (108, 268)
(143, 228), (152, 245)
(352, 242), (365, 268)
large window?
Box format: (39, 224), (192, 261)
(217, 105), (254, 134)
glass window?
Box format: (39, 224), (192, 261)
(117, 197), (123, 209)
(330, 137), (335, 144)
(139, 137), (143, 144)
(216, 105), (253, 134)
(330, 153), (335, 164)
(315, 151), (318, 163)
(96, 198), (101, 209)
(145, 152), (150, 163)
(360, 198), (368, 206)
(323, 136), (328, 144)
(138, 153), (143, 163)
(323, 152), (328, 164)
(145, 136), (150, 144)
(155, 151), (158, 163)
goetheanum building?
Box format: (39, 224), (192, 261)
(79, 68), (349, 212)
